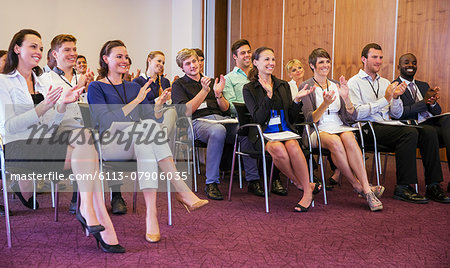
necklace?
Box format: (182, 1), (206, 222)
(106, 76), (127, 104)
(313, 77), (330, 115)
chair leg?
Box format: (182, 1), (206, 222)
(382, 153), (388, 185)
(167, 179), (172, 226)
(192, 145), (198, 192)
(51, 181), (55, 208)
(319, 157), (327, 205)
(228, 149), (237, 201)
(2, 160), (12, 247)
(54, 183), (59, 222)
(133, 178), (137, 213)
(268, 161), (274, 193)
(33, 179), (37, 210)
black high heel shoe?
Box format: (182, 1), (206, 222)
(10, 182), (39, 210)
(92, 233), (126, 253)
(293, 198), (313, 213)
(75, 210), (105, 234)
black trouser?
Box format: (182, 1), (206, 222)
(421, 114), (450, 172)
(364, 124), (442, 185)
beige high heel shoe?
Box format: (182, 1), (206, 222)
(176, 195), (209, 213)
(145, 233), (161, 243)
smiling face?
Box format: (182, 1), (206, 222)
(233, 44), (252, 69)
(181, 55), (200, 78)
(103, 46), (130, 75)
(398, 54), (417, 81)
(311, 57), (331, 77)
(75, 57), (87, 74)
(288, 63), (304, 82)
(149, 54), (165, 75)
(253, 49), (275, 76)
(362, 48), (383, 76)
(14, 34), (43, 70)
(53, 41), (77, 70)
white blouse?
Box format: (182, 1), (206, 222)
(0, 70), (64, 144)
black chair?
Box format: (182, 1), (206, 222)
(227, 102), (275, 213)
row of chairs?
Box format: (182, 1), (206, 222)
(1, 102), (414, 248)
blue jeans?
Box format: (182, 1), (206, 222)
(192, 114), (259, 184)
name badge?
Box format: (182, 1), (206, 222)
(268, 115), (281, 126)
(198, 102), (208, 110)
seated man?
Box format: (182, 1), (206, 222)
(172, 48), (259, 200)
(348, 43), (449, 204)
(394, 53), (450, 201)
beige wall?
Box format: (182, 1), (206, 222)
(0, 0), (202, 80)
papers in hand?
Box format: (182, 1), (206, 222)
(196, 118), (239, 124)
(319, 125), (358, 134)
(420, 112), (450, 123)
(263, 131), (300, 141)
(376, 120), (420, 128)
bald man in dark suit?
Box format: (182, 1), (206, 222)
(394, 53), (450, 203)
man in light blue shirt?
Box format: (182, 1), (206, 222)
(223, 39), (287, 196)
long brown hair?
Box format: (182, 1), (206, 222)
(248, 46), (274, 83)
(3, 29), (43, 75)
(97, 40), (126, 79)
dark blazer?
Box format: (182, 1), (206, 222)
(394, 77), (441, 120)
(243, 75), (302, 144)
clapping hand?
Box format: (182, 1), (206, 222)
(323, 89), (336, 105)
(424, 86), (440, 105)
(42, 85), (63, 108)
(134, 78), (153, 103)
(61, 84), (85, 104)
(157, 87), (172, 105)
(200, 76), (211, 92)
(337, 75), (350, 99)
(79, 68), (95, 88)
(295, 84), (314, 102)
(259, 74), (273, 98)
(393, 81), (407, 99)
(213, 75), (225, 97)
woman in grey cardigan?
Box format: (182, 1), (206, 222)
(299, 48), (384, 212)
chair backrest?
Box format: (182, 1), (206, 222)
(233, 102), (252, 125)
(78, 103), (94, 129)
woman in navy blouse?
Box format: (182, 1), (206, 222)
(88, 40), (208, 244)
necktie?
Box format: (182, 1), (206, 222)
(408, 82), (418, 102)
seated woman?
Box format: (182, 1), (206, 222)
(0, 29), (124, 252)
(285, 59), (305, 100)
(132, 51), (177, 150)
(299, 48), (384, 212)
(88, 40), (208, 243)
(242, 47), (320, 212)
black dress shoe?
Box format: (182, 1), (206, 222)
(271, 179), (287, 196)
(111, 196), (127, 214)
(248, 180), (265, 197)
(426, 183), (450, 204)
(393, 185), (428, 204)
(205, 183), (224, 200)
(68, 201), (77, 214)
